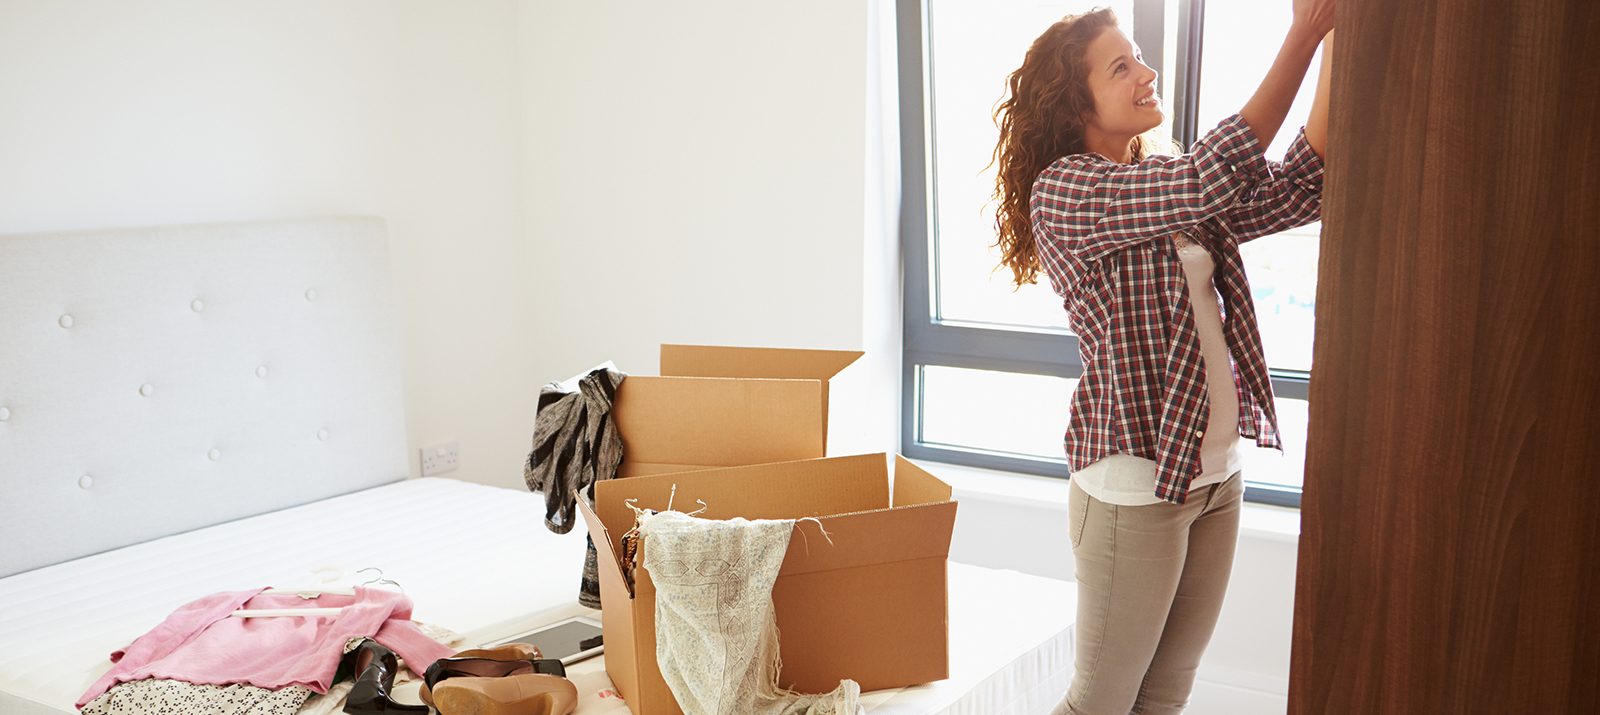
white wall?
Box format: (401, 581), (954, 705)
(0, 0), (536, 487)
(513, 0), (900, 464)
(0, 0), (900, 488)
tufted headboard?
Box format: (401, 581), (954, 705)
(0, 217), (410, 578)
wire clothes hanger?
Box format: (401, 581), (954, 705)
(232, 567), (402, 618)
(355, 567), (404, 592)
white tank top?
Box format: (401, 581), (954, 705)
(1071, 235), (1244, 505)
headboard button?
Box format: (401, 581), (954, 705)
(317, 429), (330, 441)
(139, 384), (155, 397)
(208, 449), (222, 462)
(59, 314), (74, 329)
(256, 365), (269, 379)
(78, 474), (94, 490)
(305, 288), (319, 302)
(0, 406), (10, 422)
(191, 299), (206, 313)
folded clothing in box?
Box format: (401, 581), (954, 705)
(577, 453), (958, 715)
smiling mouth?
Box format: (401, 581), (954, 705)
(1136, 94), (1160, 108)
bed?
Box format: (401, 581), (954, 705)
(0, 217), (1074, 714)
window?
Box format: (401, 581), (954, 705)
(899, 0), (1320, 507)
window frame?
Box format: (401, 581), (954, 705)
(897, 0), (1309, 508)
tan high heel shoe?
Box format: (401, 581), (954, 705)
(431, 674), (578, 715)
(418, 643), (542, 707)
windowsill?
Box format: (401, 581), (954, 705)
(913, 458), (1303, 544)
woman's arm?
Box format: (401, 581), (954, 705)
(1221, 31), (1333, 243)
(1239, 0), (1335, 150)
(1304, 30), (1334, 158)
(1035, 115), (1269, 262)
(1037, 3), (1337, 260)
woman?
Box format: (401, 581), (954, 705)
(990, 2), (1334, 713)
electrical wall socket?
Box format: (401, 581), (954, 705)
(420, 441), (459, 476)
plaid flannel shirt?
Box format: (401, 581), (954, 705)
(1030, 113), (1325, 504)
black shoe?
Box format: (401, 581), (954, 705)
(343, 640), (430, 714)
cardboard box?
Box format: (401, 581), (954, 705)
(576, 453), (957, 715)
(610, 344), (863, 477)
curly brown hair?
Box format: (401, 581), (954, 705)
(990, 7), (1165, 287)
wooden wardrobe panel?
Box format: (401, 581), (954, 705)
(1290, 0), (1600, 712)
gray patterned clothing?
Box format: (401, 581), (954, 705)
(525, 366), (626, 609)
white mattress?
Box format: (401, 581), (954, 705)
(0, 477), (1074, 715)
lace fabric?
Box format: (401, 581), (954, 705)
(639, 511), (860, 715)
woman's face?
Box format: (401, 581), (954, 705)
(1083, 27), (1162, 139)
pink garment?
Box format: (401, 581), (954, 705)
(77, 587), (455, 708)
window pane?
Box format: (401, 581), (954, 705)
(1240, 232), (1318, 372)
(926, 0), (1134, 331)
(920, 365), (1076, 461)
(1238, 397), (1308, 490)
(1196, 0), (1324, 372)
(1194, 2), (1319, 162)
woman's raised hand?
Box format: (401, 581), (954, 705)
(1239, 0), (1334, 151)
(1293, 0), (1336, 40)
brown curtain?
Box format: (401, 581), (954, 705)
(1290, 0), (1600, 712)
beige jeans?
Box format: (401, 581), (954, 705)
(1051, 472), (1245, 715)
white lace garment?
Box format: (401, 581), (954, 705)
(639, 511), (861, 715)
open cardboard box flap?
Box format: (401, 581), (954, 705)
(610, 345), (863, 478)
(611, 377), (823, 476)
(658, 344), (862, 381)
